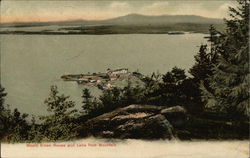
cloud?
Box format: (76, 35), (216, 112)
(218, 2), (235, 11)
(148, 1), (169, 9)
(138, 2), (169, 15)
(109, 2), (130, 10)
(216, 2), (237, 18)
(165, 2), (237, 19)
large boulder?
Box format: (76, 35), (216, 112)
(77, 104), (176, 140)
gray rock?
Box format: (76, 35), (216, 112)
(78, 105), (176, 140)
(161, 106), (187, 127)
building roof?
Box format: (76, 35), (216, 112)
(108, 68), (128, 73)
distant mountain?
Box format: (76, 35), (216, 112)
(0, 14), (223, 27)
(99, 14), (223, 25)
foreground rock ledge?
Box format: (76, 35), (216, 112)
(77, 105), (187, 140)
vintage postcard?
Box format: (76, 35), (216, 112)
(0, 0), (249, 158)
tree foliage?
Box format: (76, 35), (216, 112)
(81, 88), (92, 115)
(0, 85), (30, 142)
(39, 85), (78, 141)
(201, 0), (249, 119)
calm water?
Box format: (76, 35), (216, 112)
(1, 34), (206, 116)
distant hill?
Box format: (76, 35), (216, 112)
(0, 14), (223, 27)
(0, 14), (224, 34)
(99, 14), (223, 25)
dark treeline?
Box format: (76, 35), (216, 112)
(0, 0), (249, 142)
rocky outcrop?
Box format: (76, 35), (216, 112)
(161, 106), (187, 128)
(77, 105), (187, 140)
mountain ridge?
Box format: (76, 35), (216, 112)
(0, 14), (223, 27)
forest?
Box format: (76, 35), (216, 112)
(0, 0), (249, 142)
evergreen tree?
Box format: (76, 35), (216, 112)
(27, 116), (44, 142)
(163, 67), (186, 84)
(141, 67), (190, 106)
(121, 79), (141, 105)
(190, 24), (221, 84)
(80, 88), (104, 119)
(81, 88), (92, 115)
(0, 85), (7, 111)
(201, 0), (249, 119)
(162, 67), (187, 105)
(99, 87), (122, 112)
(0, 85), (7, 138)
(190, 45), (212, 81)
(188, 26), (222, 112)
(0, 84), (31, 142)
(208, 25), (221, 56)
(40, 85), (77, 141)
(189, 44), (214, 105)
(6, 108), (30, 142)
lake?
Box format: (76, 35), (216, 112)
(0, 34), (207, 116)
